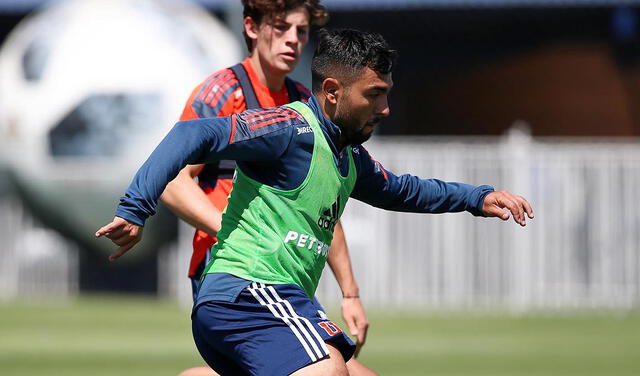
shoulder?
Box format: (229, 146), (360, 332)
(349, 144), (369, 162)
(288, 78), (312, 102)
(230, 106), (308, 143)
(351, 145), (388, 179)
(190, 67), (242, 118)
(349, 145), (367, 167)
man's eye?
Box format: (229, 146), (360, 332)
(274, 24), (289, 31)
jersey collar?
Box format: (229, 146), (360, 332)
(306, 95), (344, 154)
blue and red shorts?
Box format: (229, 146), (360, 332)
(192, 281), (355, 376)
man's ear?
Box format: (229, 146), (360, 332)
(322, 78), (341, 105)
(243, 16), (259, 45)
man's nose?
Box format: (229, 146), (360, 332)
(285, 27), (299, 45)
(377, 97), (390, 117)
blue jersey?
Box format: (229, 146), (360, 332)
(116, 95), (494, 227)
(113, 94), (496, 375)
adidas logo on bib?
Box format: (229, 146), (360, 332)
(317, 196), (340, 231)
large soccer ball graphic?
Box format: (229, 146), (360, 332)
(0, 0), (243, 258)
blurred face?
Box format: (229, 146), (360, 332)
(333, 67), (392, 145)
(247, 6), (310, 75)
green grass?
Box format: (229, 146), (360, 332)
(1, 296), (639, 375)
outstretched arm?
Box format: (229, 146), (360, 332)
(96, 160), (222, 262)
(327, 221), (369, 357)
(114, 117), (234, 229)
(350, 145), (534, 224)
(96, 113), (291, 259)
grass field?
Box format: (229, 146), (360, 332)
(1, 296), (639, 376)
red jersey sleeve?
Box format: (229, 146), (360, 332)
(180, 68), (242, 121)
(179, 82), (204, 121)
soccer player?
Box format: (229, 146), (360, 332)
(97, 29), (534, 375)
(159, 1), (375, 375)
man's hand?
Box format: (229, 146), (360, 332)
(482, 190), (534, 226)
(341, 296), (369, 358)
(95, 217), (143, 261)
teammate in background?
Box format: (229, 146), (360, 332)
(158, 1), (375, 375)
(97, 28), (534, 375)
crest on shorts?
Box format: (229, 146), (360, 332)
(317, 321), (342, 336)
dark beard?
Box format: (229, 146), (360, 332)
(335, 116), (370, 145)
(345, 126), (372, 145)
(334, 106), (372, 146)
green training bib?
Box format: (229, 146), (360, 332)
(204, 101), (357, 297)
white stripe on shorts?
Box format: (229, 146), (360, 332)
(247, 282), (328, 361)
(264, 285), (329, 355)
(257, 283), (328, 358)
(247, 283), (318, 361)
(251, 283), (326, 360)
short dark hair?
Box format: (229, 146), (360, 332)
(242, 0), (329, 53)
(311, 29), (397, 94)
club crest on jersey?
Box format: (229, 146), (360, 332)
(317, 196), (340, 231)
(318, 321), (342, 336)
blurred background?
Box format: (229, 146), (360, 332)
(1, 0), (640, 375)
